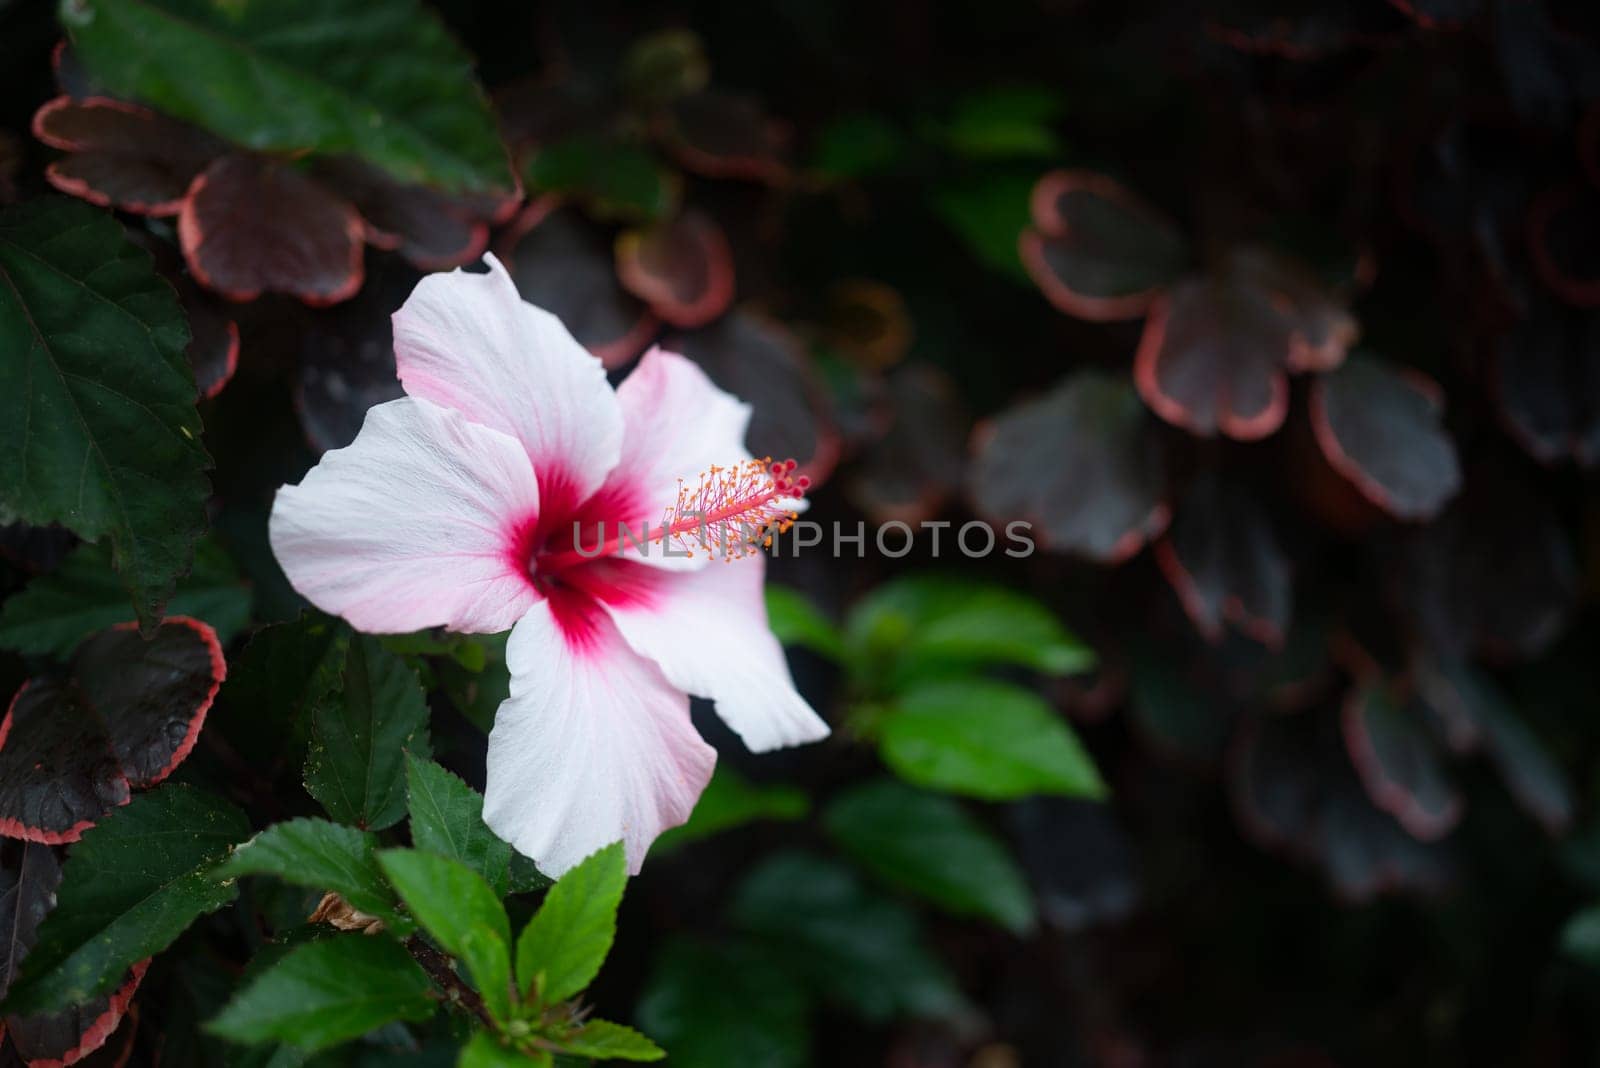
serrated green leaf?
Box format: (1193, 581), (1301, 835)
(207, 935), (435, 1051)
(824, 779), (1035, 932)
(1, 785), (249, 1013)
(731, 851), (964, 1023)
(879, 679), (1106, 800)
(655, 765), (808, 853)
(458, 1030), (550, 1068)
(0, 536), (250, 657)
(405, 755), (511, 897)
(217, 614), (349, 772)
(62, 0), (513, 195)
(377, 849), (512, 1022)
(507, 850), (552, 895)
(557, 1019), (664, 1061)
(514, 841), (626, 1004)
(305, 636), (430, 831)
(844, 575), (1093, 691)
(0, 197), (207, 630)
(220, 818), (409, 934)
(636, 938), (809, 1068)
(763, 586), (845, 662)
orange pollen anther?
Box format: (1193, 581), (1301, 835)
(540, 457), (808, 570)
(656, 456), (809, 562)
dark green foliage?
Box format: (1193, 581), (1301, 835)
(0, 197), (207, 629)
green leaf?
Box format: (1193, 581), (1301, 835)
(1, 784), (249, 1013)
(0, 536), (250, 657)
(62, 0), (513, 195)
(458, 1030), (550, 1068)
(937, 86), (1064, 159)
(208, 935), (435, 1052)
(824, 779), (1035, 933)
(0, 197), (207, 630)
(655, 765), (809, 853)
(557, 1019), (665, 1061)
(878, 679), (1106, 800)
(218, 614), (349, 771)
(731, 851), (964, 1023)
(929, 172), (1035, 283)
(763, 586), (845, 662)
(220, 817), (409, 934)
(405, 755), (512, 897)
(514, 841), (626, 1004)
(636, 938), (809, 1068)
(376, 849), (512, 1022)
(522, 134), (677, 223)
(1562, 904), (1600, 969)
(507, 850), (552, 895)
(809, 113), (909, 181)
(844, 575), (1093, 691)
(305, 635), (431, 831)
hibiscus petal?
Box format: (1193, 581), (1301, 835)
(484, 595), (715, 875)
(600, 553), (829, 752)
(270, 397), (541, 634)
(391, 254), (625, 517)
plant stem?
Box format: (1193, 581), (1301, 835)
(405, 935), (494, 1028)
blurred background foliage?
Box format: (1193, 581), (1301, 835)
(2, 0), (1600, 1064)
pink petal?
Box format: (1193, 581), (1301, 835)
(600, 553), (829, 752)
(391, 254), (624, 518)
(270, 397), (541, 634)
(572, 347), (752, 570)
(484, 594), (715, 875)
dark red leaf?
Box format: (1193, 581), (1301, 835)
(0, 684), (129, 846)
(847, 365), (968, 525)
(31, 97), (225, 217)
(1, 842), (60, 1004)
(1230, 711), (1455, 902)
(1415, 659), (1573, 834)
(1395, 473), (1577, 661)
(1385, 0), (1483, 28)
(1154, 470), (1291, 647)
(614, 210), (735, 328)
(0, 619), (223, 844)
(1019, 170), (1187, 321)
(663, 91), (788, 183)
(1205, 1), (1406, 58)
(1136, 251), (1357, 440)
(177, 277), (238, 401)
(1340, 684), (1463, 840)
(666, 311), (837, 481)
(496, 199), (656, 370)
(314, 157), (510, 272)
(179, 153), (366, 306)
(72, 621), (225, 788)
(4, 963), (146, 1068)
(818, 280), (914, 371)
(969, 370), (1169, 562)
(294, 266), (409, 454)
(1309, 354), (1462, 520)
(1527, 184), (1600, 307)
(1490, 301), (1600, 467)
(1008, 799), (1139, 931)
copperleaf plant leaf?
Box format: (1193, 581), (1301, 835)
(0, 618), (225, 844)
